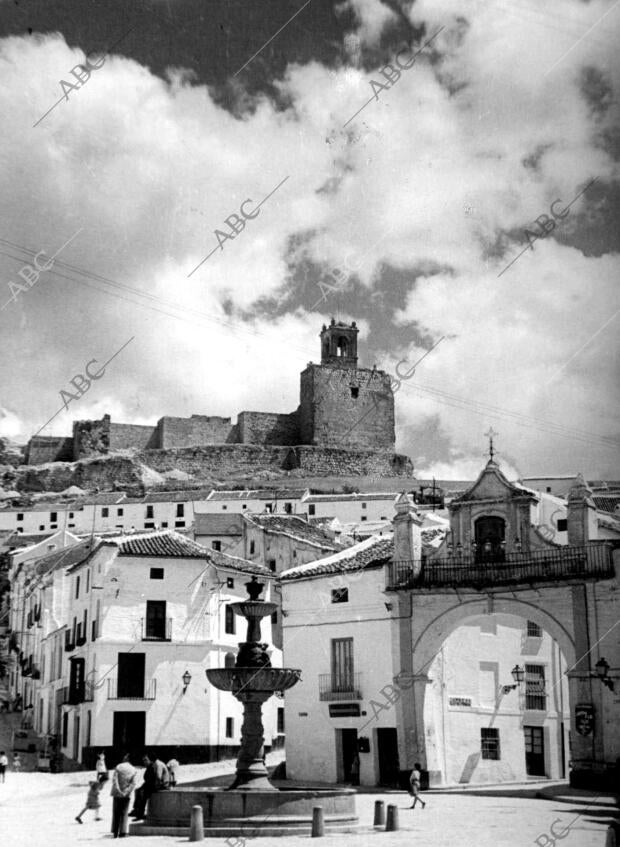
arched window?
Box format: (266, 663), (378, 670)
(474, 516), (506, 563)
(337, 336), (348, 357)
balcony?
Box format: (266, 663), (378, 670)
(387, 543), (615, 591)
(60, 682), (94, 705)
(64, 632), (75, 653)
(106, 677), (157, 700)
(319, 673), (363, 701)
(140, 617), (172, 642)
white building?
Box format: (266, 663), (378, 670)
(8, 530), (282, 769)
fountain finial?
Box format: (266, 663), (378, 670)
(245, 575), (264, 601)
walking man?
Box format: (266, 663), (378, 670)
(110, 753), (137, 838)
(409, 762), (426, 809)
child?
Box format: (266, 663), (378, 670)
(409, 762), (426, 809)
(166, 756), (179, 787)
(75, 779), (103, 823)
(12, 753), (21, 773)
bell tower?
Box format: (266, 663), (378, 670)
(320, 318), (359, 368)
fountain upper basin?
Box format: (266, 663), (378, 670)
(206, 667), (301, 693)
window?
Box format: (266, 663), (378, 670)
(102, 507), (109, 518)
(284, 503), (292, 514)
(225, 605), (236, 635)
(309, 504), (316, 516)
(265, 503), (273, 513)
(145, 600), (168, 640)
(481, 728), (500, 760)
(277, 707), (285, 734)
(17, 513), (23, 521)
(176, 504), (185, 517)
(69, 512), (74, 519)
(361, 503), (367, 509)
(150, 567), (164, 580)
(144, 522), (155, 529)
(350, 386), (359, 398)
(117, 507), (124, 517)
(268, 559), (276, 572)
(271, 611), (278, 625)
(174, 520), (185, 528)
(161, 522), (168, 528)
(222, 505), (227, 510)
(249, 541), (255, 555)
(145, 505), (154, 519)
(360, 516), (367, 522)
(212, 541), (222, 551)
(242, 504), (247, 510)
(225, 717), (234, 738)
(557, 518), (568, 532)
(68, 523), (75, 528)
(527, 620), (542, 638)
(525, 664), (546, 710)
(331, 588), (349, 603)
(50, 523), (58, 529)
(50, 511), (57, 522)
(75, 576), (80, 599)
(39, 525), (44, 531)
(331, 637), (354, 692)
(546, 486), (552, 493)
(86, 570), (90, 593)
(226, 578), (234, 589)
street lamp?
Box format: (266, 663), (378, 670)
(182, 670), (192, 694)
(594, 657), (614, 692)
(502, 665), (525, 694)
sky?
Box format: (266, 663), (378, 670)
(0, 0), (618, 480)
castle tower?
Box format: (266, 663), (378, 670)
(299, 318), (395, 451)
(320, 319), (359, 367)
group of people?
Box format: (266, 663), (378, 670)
(0, 751), (21, 780)
(76, 751), (180, 837)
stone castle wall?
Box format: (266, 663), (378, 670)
(159, 415), (238, 448)
(109, 422), (159, 451)
(237, 411), (300, 445)
(25, 436), (74, 465)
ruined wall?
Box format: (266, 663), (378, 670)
(237, 411), (299, 446)
(25, 437), (74, 465)
(14, 455), (143, 492)
(71, 416), (158, 459)
(300, 364), (395, 451)
(290, 446), (412, 477)
(159, 415), (237, 448)
(109, 423), (159, 451)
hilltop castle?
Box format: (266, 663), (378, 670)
(26, 319), (412, 478)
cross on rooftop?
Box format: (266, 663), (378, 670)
(485, 427), (498, 461)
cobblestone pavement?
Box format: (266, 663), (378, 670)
(0, 754), (616, 847)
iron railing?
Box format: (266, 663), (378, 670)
(318, 672), (363, 701)
(141, 617), (172, 641)
(60, 682), (94, 705)
(387, 543), (614, 590)
(106, 677), (156, 700)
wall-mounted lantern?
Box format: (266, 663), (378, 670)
(182, 670), (192, 694)
(594, 657), (614, 692)
(502, 664), (525, 694)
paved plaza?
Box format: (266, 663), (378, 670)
(0, 753), (616, 847)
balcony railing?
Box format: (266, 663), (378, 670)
(140, 617), (172, 642)
(387, 543), (614, 591)
(318, 673), (363, 701)
(106, 677), (157, 700)
(60, 682), (94, 705)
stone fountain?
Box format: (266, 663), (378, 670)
(133, 577), (357, 837)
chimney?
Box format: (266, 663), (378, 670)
(393, 492), (423, 574)
(566, 474), (597, 545)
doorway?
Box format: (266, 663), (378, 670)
(113, 711), (146, 759)
(73, 715), (80, 760)
(335, 728), (358, 784)
(474, 516), (506, 562)
(524, 726), (545, 776)
(377, 728), (400, 786)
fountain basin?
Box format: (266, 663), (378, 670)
(132, 786), (358, 837)
(207, 667), (301, 693)
(230, 599), (278, 618)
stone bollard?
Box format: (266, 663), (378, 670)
(189, 804), (204, 842)
(312, 805), (325, 837)
(374, 800), (385, 827)
(385, 804), (399, 832)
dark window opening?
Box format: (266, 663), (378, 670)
(557, 518), (568, 532)
(277, 707), (285, 734)
(212, 541), (222, 551)
(145, 505), (154, 519)
(268, 559), (277, 572)
(271, 611), (278, 625)
(249, 541), (255, 555)
(145, 600), (167, 640)
(102, 507), (109, 518)
(309, 504), (316, 516)
(17, 513), (23, 521)
(474, 516), (506, 563)
(226, 577), (234, 588)
(50, 511), (57, 522)
(225, 717), (234, 738)
(225, 605), (236, 635)
(525, 664), (546, 710)
(150, 567), (164, 580)
(75, 577), (80, 599)
(481, 727), (500, 760)
(176, 504), (185, 517)
(144, 522), (155, 529)
(527, 620), (542, 638)
(331, 588), (349, 603)
(284, 502), (292, 514)
(350, 386), (359, 399)
(174, 520), (186, 528)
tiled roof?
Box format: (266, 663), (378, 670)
(207, 489), (307, 501)
(141, 489), (212, 503)
(205, 549), (272, 576)
(281, 536), (393, 580)
(194, 513), (244, 535)
(73, 493), (126, 506)
(29, 539), (97, 578)
(111, 530), (209, 558)
(246, 515), (340, 550)
(593, 495), (620, 514)
(303, 493), (398, 503)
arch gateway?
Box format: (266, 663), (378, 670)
(386, 460), (619, 789)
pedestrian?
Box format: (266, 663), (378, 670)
(96, 751), (109, 784)
(75, 779), (104, 824)
(129, 753), (170, 821)
(0, 750), (8, 782)
(12, 753), (21, 773)
(166, 754), (180, 787)
(409, 762), (426, 809)
(110, 753), (137, 839)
